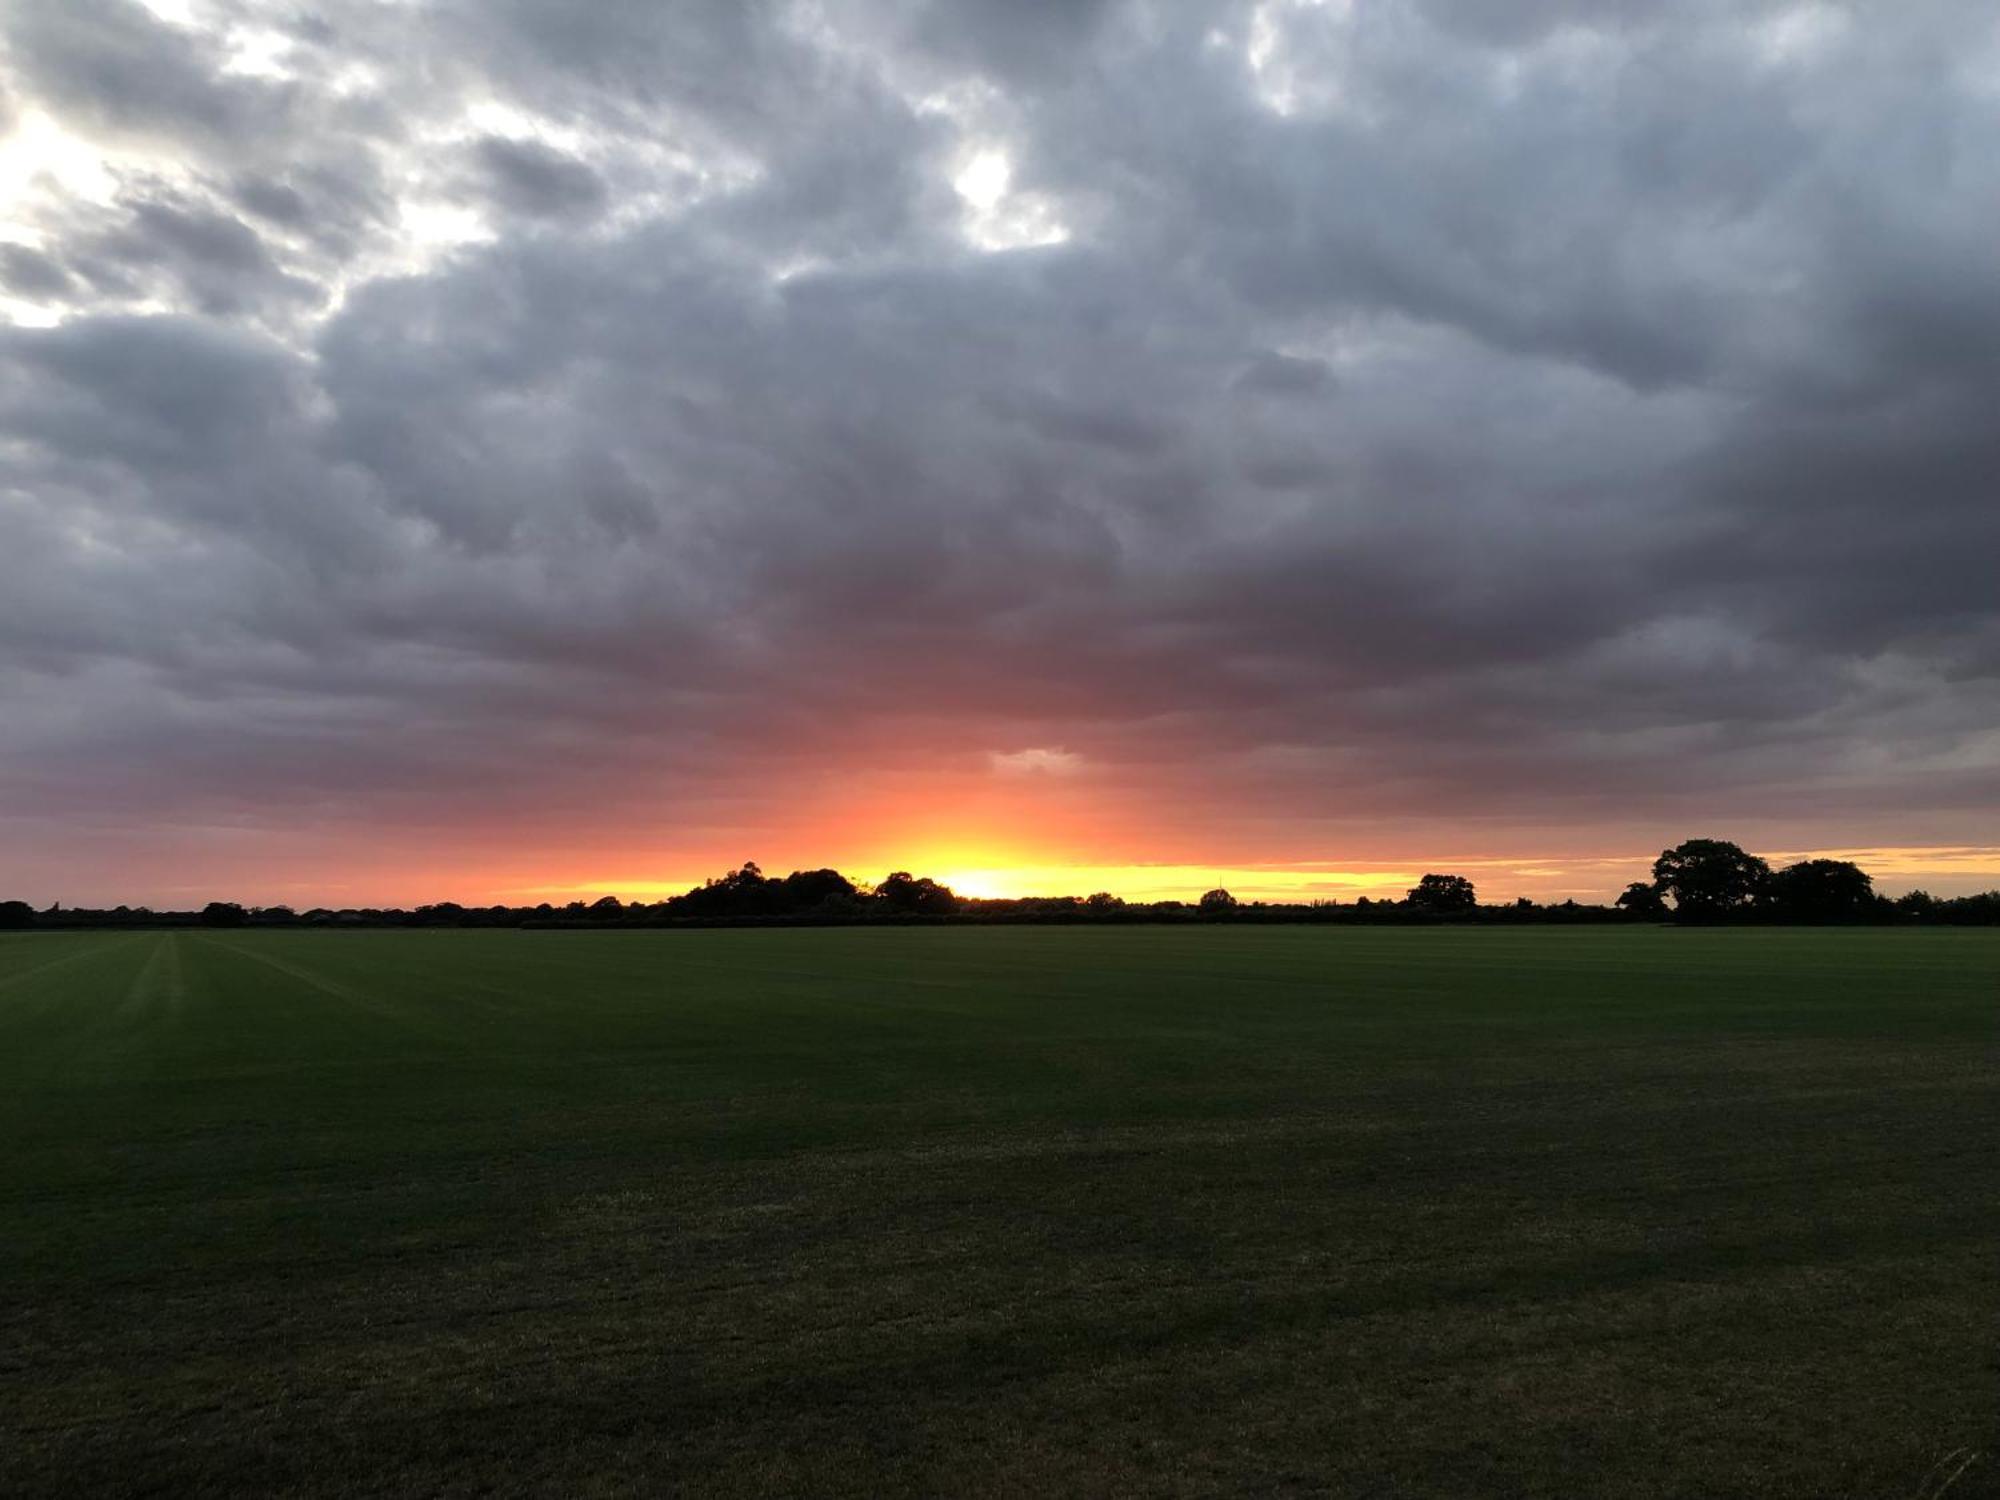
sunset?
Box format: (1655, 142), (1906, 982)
(3, 3), (2000, 910)
(3, 3), (1996, 1496)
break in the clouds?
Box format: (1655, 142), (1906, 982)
(1, 0), (1998, 903)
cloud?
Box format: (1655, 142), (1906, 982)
(3, 0), (303, 150)
(0, 0), (1996, 900)
(468, 135), (607, 220)
(0, 241), (73, 297)
(990, 748), (1084, 776)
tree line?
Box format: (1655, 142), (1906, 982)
(4, 839), (1996, 930)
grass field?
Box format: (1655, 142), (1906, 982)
(2, 927), (1995, 1497)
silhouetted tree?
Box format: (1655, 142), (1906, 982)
(199, 901), (248, 928)
(1614, 881), (1669, 919)
(1406, 873), (1476, 913)
(589, 895), (624, 916)
(675, 862), (778, 918)
(876, 871), (959, 916)
(778, 868), (860, 911)
(1763, 859), (1874, 922)
(1197, 888), (1238, 913)
(1651, 839), (1769, 920)
(1941, 891), (2000, 924)
(0, 900), (33, 928)
(1893, 890), (1939, 920)
(1083, 891), (1125, 912)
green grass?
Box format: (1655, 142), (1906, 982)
(2, 927), (1995, 1497)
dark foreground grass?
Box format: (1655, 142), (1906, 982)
(1, 927), (1994, 1497)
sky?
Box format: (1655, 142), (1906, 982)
(1, 0), (1998, 908)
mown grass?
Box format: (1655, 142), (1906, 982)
(1, 926), (1994, 1496)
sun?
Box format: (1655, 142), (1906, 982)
(932, 868), (1016, 900)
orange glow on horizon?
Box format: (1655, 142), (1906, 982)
(496, 844), (2000, 909)
(62, 797), (2000, 910)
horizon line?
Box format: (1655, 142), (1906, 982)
(19, 843), (2000, 912)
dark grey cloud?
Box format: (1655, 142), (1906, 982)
(89, 188), (319, 313)
(1233, 351), (1332, 395)
(1, 0), (1997, 896)
(469, 135), (606, 220)
(0, 240), (72, 296)
(2, 0), (298, 148)
(1414, 0), (1673, 47)
(228, 159), (394, 263)
(906, 0), (1117, 82)
(231, 173), (311, 227)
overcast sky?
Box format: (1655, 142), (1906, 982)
(2, 0), (1997, 905)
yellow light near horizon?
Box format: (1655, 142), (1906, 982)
(444, 843), (2000, 910)
(505, 863), (1427, 905)
(935, 870), (1015, 901)
(932, 864), (1423, 904)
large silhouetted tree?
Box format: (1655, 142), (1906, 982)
(1764, 859), (1875, 921)
(676, 862), (777, 918)
(1615, 881), (1669, 918)
(779, 869), (859, 910)
(876, 871), (958, 915)
(1651, 840), (1769, 920)
(1198, 888), (1238, 913)
(199, 901), (248, 928)
(0, 900), (33, 928)
(1407, 873), (1476, 913)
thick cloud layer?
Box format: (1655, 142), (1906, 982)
(1, 0), (1997, 902)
